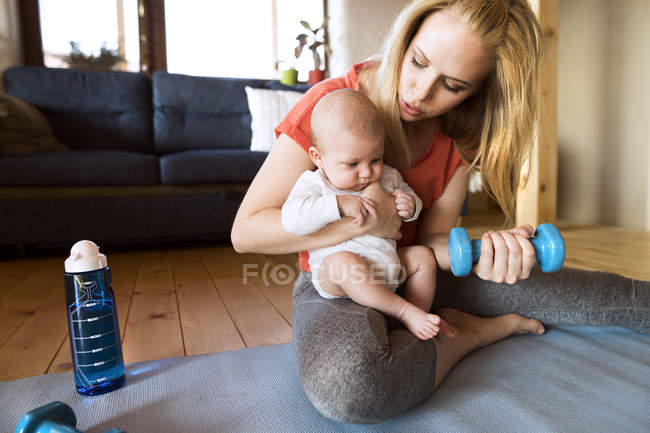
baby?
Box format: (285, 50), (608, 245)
(281, 89), (455, 340)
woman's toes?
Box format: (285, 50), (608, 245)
(526, 318), (545, 335)
(513, 316), (545, 335)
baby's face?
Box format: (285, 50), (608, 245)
(316, 130), (384, 191)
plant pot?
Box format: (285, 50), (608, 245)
(308, 69), (325, 84)
(280, 69), (298, 85)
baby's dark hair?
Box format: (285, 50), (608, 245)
(310, 89), (385, 152)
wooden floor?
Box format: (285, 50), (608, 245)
(1, 215), (648, 382)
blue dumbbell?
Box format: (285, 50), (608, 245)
(14, 401), (125, 433)
(448, 223), (565, 277)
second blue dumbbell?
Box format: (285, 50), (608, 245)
(14, 401), (126, 433)
(448, 223), (565, 277)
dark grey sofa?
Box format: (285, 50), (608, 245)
(0, 66), (306, 247)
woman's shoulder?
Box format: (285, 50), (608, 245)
(306, 60), (378, 95)
(306, 62), (371, 97)
(356, 60), (379, 93)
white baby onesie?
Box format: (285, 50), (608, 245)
(281, 166), (423, 299)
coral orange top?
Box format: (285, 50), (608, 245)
(275, 63), (465, 272)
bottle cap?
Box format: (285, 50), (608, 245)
(65, 240), (108, 273)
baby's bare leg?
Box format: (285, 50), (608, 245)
(397, 246), (456, 337)
(318, 251), (448, 340)
(397, 245), (437, 312)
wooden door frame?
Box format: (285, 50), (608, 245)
(137, 0), (167, 74)
(515, 0), (559, 227)
(17, 0), (44, 66)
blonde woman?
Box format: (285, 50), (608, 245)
(232, 0), (647, 423)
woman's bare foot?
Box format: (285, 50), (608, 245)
(400, 304), (457, 340)
(437, 308), (544, 348)
(507, 313), (546, 335)
(431, 308), (545, 388)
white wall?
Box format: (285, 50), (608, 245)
(645, 137), (650, 230)
(0, 0), (21, 79)
(556, 0), (607, 225)
(558, 0), (650, 229)
(328, 0), (409, 77)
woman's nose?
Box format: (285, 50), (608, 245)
(413, 75), (438, 102)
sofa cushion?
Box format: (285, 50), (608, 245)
(2, 66), (153, 153)
(160, 150), (267, 184)
(245, 86), (304, 152)
(0, 92), (69, 156)
(153, 72), (267, 154)
(265, 81), (312, 93)
(0, 150), (158, 186)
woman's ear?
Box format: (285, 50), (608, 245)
(308, 146), (323, 168)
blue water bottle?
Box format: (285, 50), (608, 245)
(64, 240), (125, 395)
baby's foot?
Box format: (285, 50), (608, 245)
(400, 304), (455, 340)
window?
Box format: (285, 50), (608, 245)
(27, 0), (325, 80)
(39, 0), (140, 72)
(164, 1), (275, 78)
(164, 0), (324, 80)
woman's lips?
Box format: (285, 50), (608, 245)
(401, 99), (423, 116)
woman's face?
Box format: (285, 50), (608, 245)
(398, 9), (494, 121)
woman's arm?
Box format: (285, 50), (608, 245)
(417, 167), (537, 284)
(231, 134), (401, 254)
(416, 167), (470, 271)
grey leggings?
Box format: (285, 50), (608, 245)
(292, 268), (649, 424)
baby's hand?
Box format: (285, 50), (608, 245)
(337, 195), (378, 225)
(392, 189), (415, 220)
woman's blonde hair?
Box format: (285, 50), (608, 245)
(364, 0), (543, 223)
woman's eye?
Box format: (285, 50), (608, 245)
(410, 56), (425, 69)
(442, 79), (461, 94)
(347, 163), (358, 168)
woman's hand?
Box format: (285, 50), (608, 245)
(360, 182), (402, 240)
(472, 224), (536, 284)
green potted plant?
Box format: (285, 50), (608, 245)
(296, 19), (330, 84)
(279, 19), (330, 85)
(279, 42), (300, 86)
(62, 41), (125, 71)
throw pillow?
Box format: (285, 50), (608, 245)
(0, 92), (69, 156)
(245, 86), (304, 152)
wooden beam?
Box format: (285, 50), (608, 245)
(515, 0), (558, 227)
(272, 0), (278, 70)
(137, 0), (167, 74)
(17, 0), (43, 66)
(116, 0), (126, 59)
(323, 0), (329, 76)
(647, 137), (650, 230)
